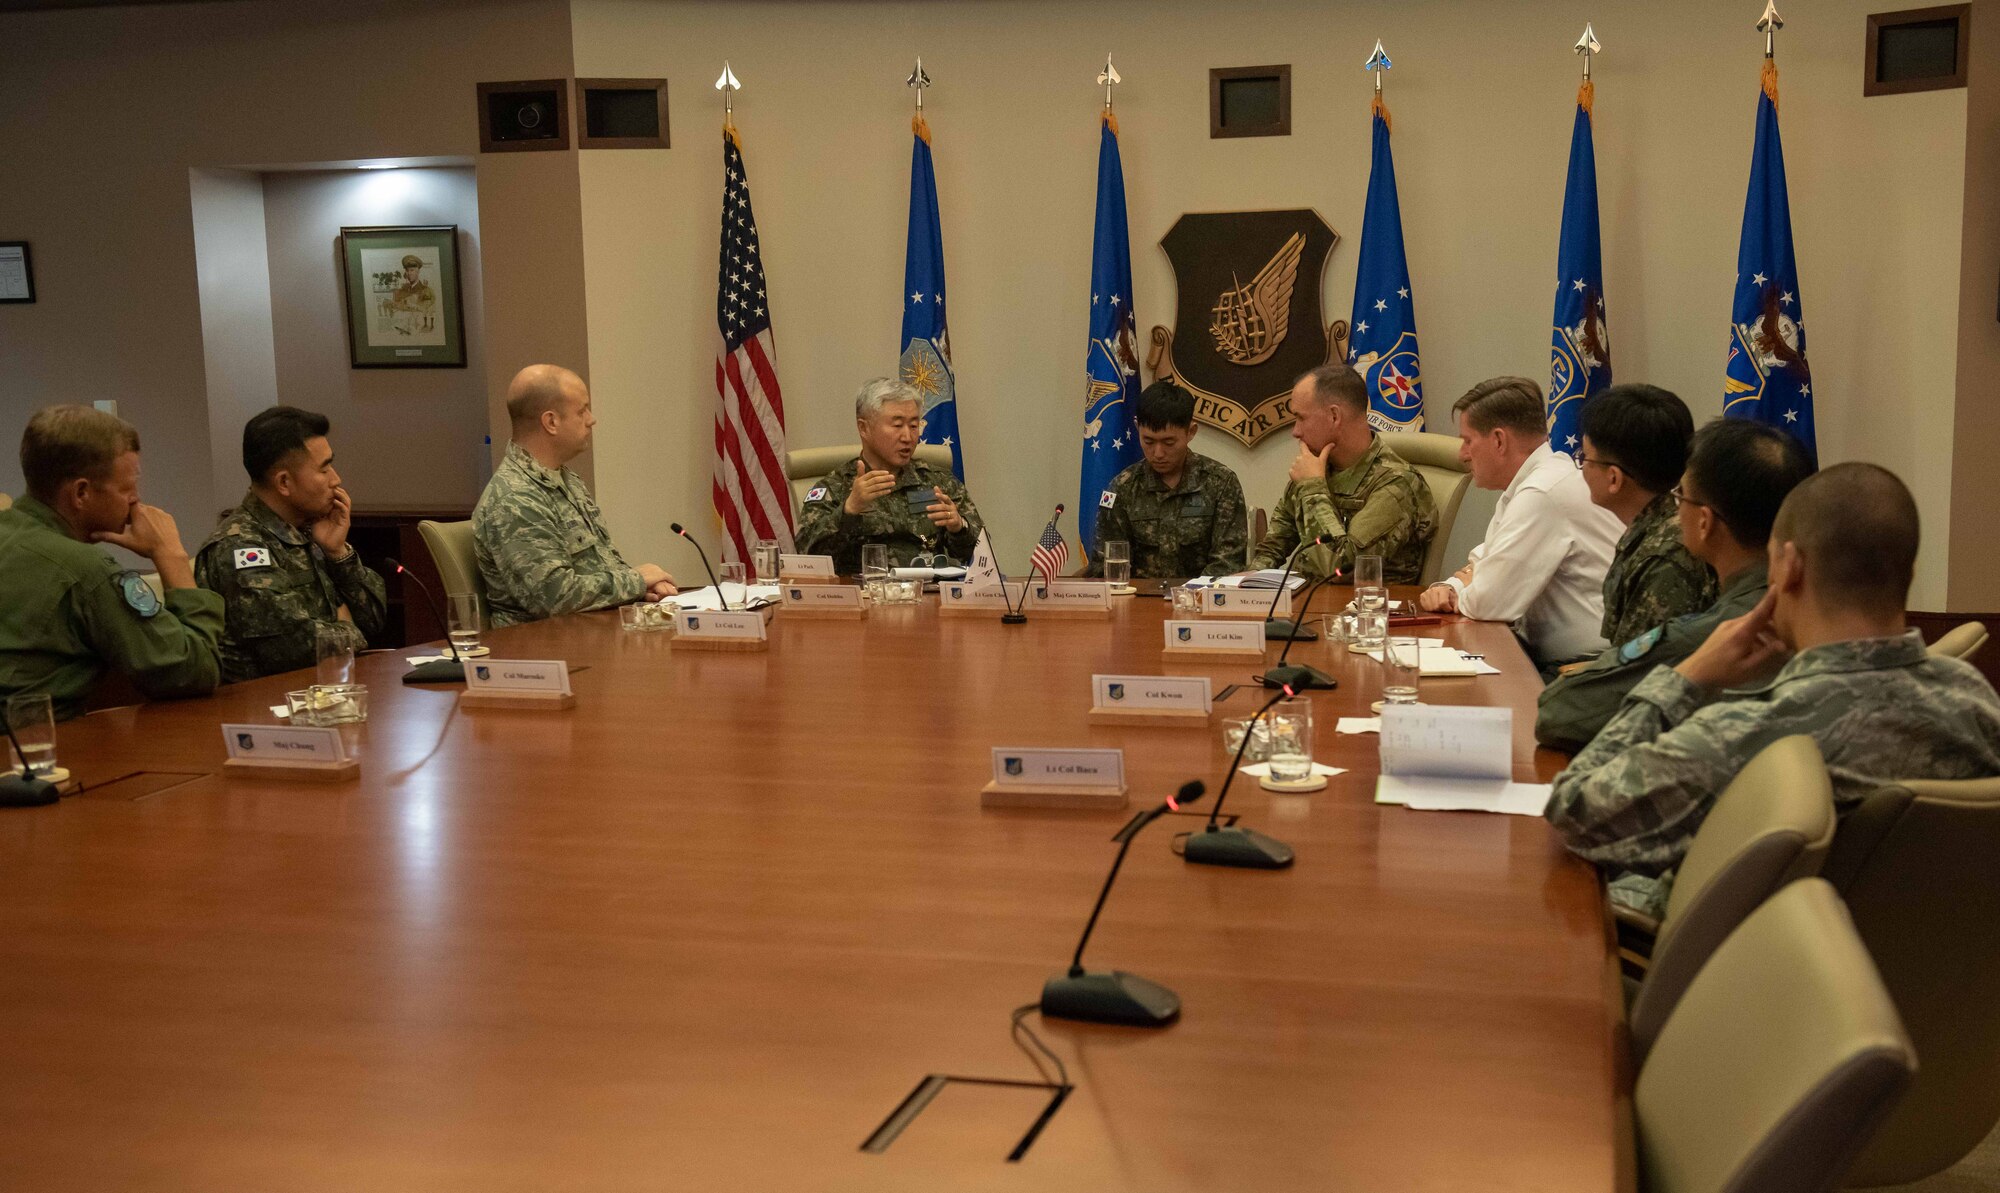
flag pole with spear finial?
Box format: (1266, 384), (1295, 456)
(715, 61), (740, 135)
(1098, 54), (1121, 132)
(907, 57), (931, 141)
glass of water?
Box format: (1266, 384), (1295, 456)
(1382, 636), (1423, 704)
(860, 543), (890, 598)
(1354, 554), (1384, 591)
(718, 561), (746, 601)
(751, 539), (780, 583)
(1103, 540), (1131, 588)
(1266, 699), (1315, 783)
(4, 692), (56, 777)
(1354, 607), (1388, 652)
(315, 622), (355, 686)
(448, 593), (485, 655)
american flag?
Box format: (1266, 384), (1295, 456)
(1030, 506), (1069, 584)
(713, 125), (793, 570)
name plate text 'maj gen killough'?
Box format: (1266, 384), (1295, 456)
(1201, 586), (1290, 618)
(464, 659), (574, 696)
(1031, 579), (1112, 611)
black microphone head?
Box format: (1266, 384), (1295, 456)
(381, 556), (406, 574)
(1168, 780), (1206, 810)
(670, 523), (687, 536)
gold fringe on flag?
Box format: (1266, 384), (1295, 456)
(1371, 92), (1392, 132)
(1577, 78), (1594, 116)
(1761, 58), (1780, 112)
(912, 111), (932, 143)
(1103, 108), (1119, 136)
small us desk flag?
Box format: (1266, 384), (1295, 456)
(1078, 109), (1142, 553)
(1725, 60), (1816, 458)
(1031, 507), (1070, 585)
(712, 123), (793, 566)
(900, 111), (964, 479)
(1548, 80), (1612, 454)
(1348, 95), (1425, 431)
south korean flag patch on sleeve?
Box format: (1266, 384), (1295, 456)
(805, 486), (830, 504)
(234, 547), (272, 570)
(1099, 489), (1117, 509)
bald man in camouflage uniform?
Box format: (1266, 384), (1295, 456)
(795, 378), (983, 573)
(1546, 463), (2000, 917)
(1251, 364), (1435, 581)
(1086, 381), (1247, 579)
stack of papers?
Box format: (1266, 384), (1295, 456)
(1185, 571), (1308, 592)
(669, 583), (781, 612)
(1361, 638), (1502, 676)
(1371, 704), (1551, 818)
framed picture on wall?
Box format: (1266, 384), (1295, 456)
(338, 225), (466, 368)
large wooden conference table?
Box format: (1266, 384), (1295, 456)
(0, 586), (1627, 1192)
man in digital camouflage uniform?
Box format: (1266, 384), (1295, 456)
(1086, 380), (1246, 580)
(1250, 363), (1435, 582)
(474, 365), (678, 627)
(0, 405), (222, 720)
(1545, 462), (2000, 917)
(795, 377), (983, 573)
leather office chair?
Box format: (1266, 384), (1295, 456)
(1821, 775), (2000, 1187)
(1926, 620), (1989, 664)
(1378, 431), (1471, 586)
(784, 445), (954, 512)
(1636, 879), (1915, 1193)
(1626, 736), (1835, 1063)
(417, 519), (483, 599)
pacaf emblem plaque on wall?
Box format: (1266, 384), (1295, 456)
(1149, 210), (1345, 447)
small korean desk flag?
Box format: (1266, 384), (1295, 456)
(900, 112), (964, 479)
(1078, 110), (1142, 553)
(1548, 81), (1612, 455)
(1348, 95), (1425, 431)
(1724, 61), (1816, 458)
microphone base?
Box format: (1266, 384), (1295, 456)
(1263, 618), (1319, 642)
(1261, 664), (1337, 691)
(0, 774), (59, 808)
(402, 658), (465, 685)
(1040, 969), (1180, 1027)
(1182, 825), (1296, 869)
(1000, 613), (1028, 625)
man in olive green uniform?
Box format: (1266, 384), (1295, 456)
(475, 365), (678, 627)
(1250, 364), (1435, 581)
(1539, 419), (1815, 752)
(1086, 381), (1246, 579)
(0, 406), (222, 721)
(1545, 463), (2000, 918)
(1571, 385), (1716, 648)
(795, 377), (984, 573)
(195, 406), (387, 683)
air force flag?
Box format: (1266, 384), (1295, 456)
(1078, 112), (1142, 552)
(1548, 82), (1612, 454)
(1724, 62), (1816, 458)
(901, 112), (964, 479)
(1348, 96), (1425, 431)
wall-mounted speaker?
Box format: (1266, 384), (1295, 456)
(477, 80), (570, 153)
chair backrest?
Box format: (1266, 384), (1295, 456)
(1628, 736), (1835, 1062)
(784, 445), (954, 511)
(1636, 879), (1915, 1193)
(1819, 775), (2000, 1187)
(417, 519), (483, 600)
(1926, 620), (1989, 664)
(1378, 431), (1471, 586)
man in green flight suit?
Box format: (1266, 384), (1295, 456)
(795, 377), (984, 573)
(1250, 363), (1436, 581)
(195, 406), (388, 683)
(0, 406), (222, 721)
(1085, 380), (1247, 579)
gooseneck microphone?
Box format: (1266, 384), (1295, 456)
(670, 522), (729, 611)
(1182, 685), (1298, 869)
(0, 717), (58, 808)
(384, 558), (464, 685)
(1263, 533), (1332, 642)
(1040, 780), (1207, 1026)
(1261, 566), (1347, 691)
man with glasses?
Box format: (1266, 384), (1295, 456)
(795, 377), (984, 573)
(1539, 418), (1815, 752)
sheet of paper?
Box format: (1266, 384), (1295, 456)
(1374, 775), (1552, 817)
(1238, 762), (1346, 778)
(1336, 717), (1381, 735)
(1415, 646), (1502, 677)
(670, 583), (781, 612)
(1379, 704), (1512, 780)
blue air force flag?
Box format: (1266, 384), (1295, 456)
(1724, 63), (1816, 458)
(1548, 83), (1612, 454)
(1079, 112), (1142, 553)
(1348, 98), (1425, 432)
(900, 113), (963, 479)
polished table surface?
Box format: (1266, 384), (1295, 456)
(0, 588), (1626, 1192)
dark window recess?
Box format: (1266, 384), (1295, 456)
(1209, 65), (1292, 139)
(1877, 19), (1959, 82)
(1220, 78), (1281, 130)
(586, 89), (660, 140)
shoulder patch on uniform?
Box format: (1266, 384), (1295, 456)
(1099, 489), (1117, 509)
(1617, 625), (1665, 664)
(805, 486), (830, 503)
(233, 547), (272, 570)
(117, 570), (161, 618)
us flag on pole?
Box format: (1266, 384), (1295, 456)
(713, 124), (794, 568)
(1030, 507), (1069, 585)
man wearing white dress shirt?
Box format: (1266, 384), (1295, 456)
(1418, 377), (1622, 669)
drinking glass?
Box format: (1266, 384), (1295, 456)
(1171, 585), (1202, 616)
(447, 593), (485, 655)
(314, 623), (355, 686)
(1354, 608), (1388, 653)
(718, 561), (747, 598)
(860, 543), (890, 598)
(1266, 699), (1315, 783)
(4, 693), (56, 777)
(1103, 541), (1131, 588)
(1353, 554), (1384, 591)
(751, 539), (780, 583)
(1382, 636), (1423, 705)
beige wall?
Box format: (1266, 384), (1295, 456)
(1952, 0), (2000, 611)
(569, 0), (1969, 606)
(189, 168), (282, 520)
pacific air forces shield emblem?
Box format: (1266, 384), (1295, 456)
(1150, 210), (1343, 447)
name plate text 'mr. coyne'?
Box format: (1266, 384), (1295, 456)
(465, 659), (573, 696)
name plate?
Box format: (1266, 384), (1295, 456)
(223, 723), (345, 765)
(940, 579), (1029, 610)
(1036, 579), (1112, 611)
(1163, 619), (1266, 655)
(1091, 674), (1212, 713)
(1202, 586), (1289, 618)
(778, 553), (837, 578)
(781, 583), (863, 610)
(675, 610), (768, 640)
(990, 747), (1125, 789)
(465, 658), (573, 696)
